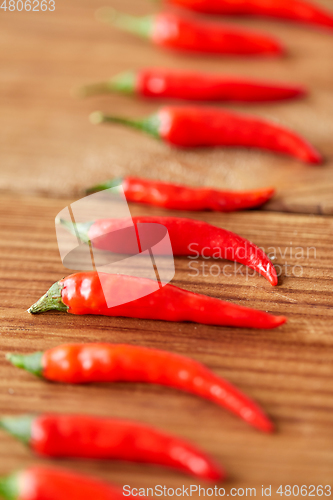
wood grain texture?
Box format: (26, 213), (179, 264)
(0, 194), (332, 496)
(0, 0), (333, 213)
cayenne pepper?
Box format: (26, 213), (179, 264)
(7, 343), (274, 432)
(0, 414), (224, 481)
(0, 466), (133, 500)
(59, 216), (278, 285)
(78, 68), (306, 102)
(86, 176), (275, 212)
(162, 0), (333, 31)
(27, 273), (286, 328)
(96, 8), (284, 56)
(90, 106), (322, 164)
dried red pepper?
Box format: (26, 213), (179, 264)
(96, 8), (284, 56)
(7, 343), (274, 432)
(0, 414), (224, 481)
(163, 0), (333, 31)
(86, 176), (275, 212)
(90, 106), (322, 164)
(78, 68), (306, 102)
(0, 466), (132, 500)
(27, 272), (286, 328)
(59, 216), (278, 285)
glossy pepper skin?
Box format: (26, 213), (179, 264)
(0, 414), (223, 481)
(164, 0), (333, 31)
(86, 176), (275, 212)
(78, 68), (306, 102)
(90, 106), (322, 165)
(60, 216), (278, 285)
(27, 273), (286, 329)
(87, 176), (275, 212)
(96, 8), (284, 56)
(7, 343), (274, 432)
(0, 466), (131, 500)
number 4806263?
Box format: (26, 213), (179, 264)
(1, 0), (55, 11)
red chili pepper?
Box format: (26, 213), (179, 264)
(90, 106), (322, 164)
(78, 68), (306, 102)
(86, 176), (275, 212)
(96, 8), (284, 56)
(0, 414), (224, 481)
(163, 0), (333, 31)
(7, 343), (274, 432)
(27, 273), (286, 328)
(0, 466), (133, 500)
(59, 216), (278, 285)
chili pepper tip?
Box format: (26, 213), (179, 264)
(7, 352), (43, 378)
(0, 415), (34, 446)
(270, 315), (287, 327)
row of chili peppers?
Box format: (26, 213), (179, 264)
(73, 0), (333, 164)
(0, 206), (288, 494)
(0, 337), (274, 498)
(2, 1), (332, 496)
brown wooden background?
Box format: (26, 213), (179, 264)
(1, 0), (333, 497)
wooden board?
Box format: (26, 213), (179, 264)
(1, 194), (333, 496)
(1, 0), (333, 213)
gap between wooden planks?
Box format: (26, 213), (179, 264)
(0, 194), (332, 497)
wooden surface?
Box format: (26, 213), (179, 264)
(1, 0), (333, 213)
(1, 0), (333, 496)
(0, 194), (333, 496)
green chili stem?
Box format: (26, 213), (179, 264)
(0, 472), (20, 500)
(96, 8), (154, 39)
(85, 178), (124, 195)
(90, 111), (161, 139)
(76, 71), (137, 98)
(27, 281), (68, 314)
(0, 416), (34, 446)
(6, 352), (44, 378)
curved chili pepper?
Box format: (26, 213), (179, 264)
(96, 8), (284, 56)
(86, 176), (275, 211)
(78, 68), (306, 102)
(0, 466), (132, 500)
(163, 0), (333, 31)
(7, 343), (274, 432)
(0, 414), (224, 481)
(59, 215), (277, 285)
(90, 106), (322, 164)
(27, 272), (286, 328)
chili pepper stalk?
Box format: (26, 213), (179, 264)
(76, 71), (136, 98)
(96, 8), (284, 56)
(7, 343), (275, 432)
(0, 466), (134, 500)
(86, 176), (275, 211)
(0, 472), (19, 500)
(90, 106), (322, 164)
(0, 414), (225, 480)
(77, 68), (306, 102)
